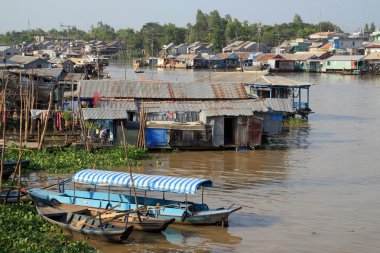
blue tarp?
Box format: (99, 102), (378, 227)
(270, 114), (283, 121)
(145, 128), (167, 147)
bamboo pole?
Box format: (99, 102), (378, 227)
(17, 71), (23, 187)
(0, 74), (8, 192)
(71, 79), (74, 132)
(121, 120), (128, 159)
(128, 163), (141, 222)
(77, 90), (88, 151)
(29, 82), (35, 135)
(38, 91), (53, 151)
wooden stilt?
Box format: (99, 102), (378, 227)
(38, 90), (53, 151)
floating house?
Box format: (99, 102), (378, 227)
(0, 46), (21, 59)
(323, 55), (366, 74)
(67, 78), (302, 149)
(9, 55), (51, 69)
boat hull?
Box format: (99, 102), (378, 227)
(1, 160), (30, 180)
(28, 188), (241, 226)
(36, 204), (134, 243)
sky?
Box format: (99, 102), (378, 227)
(1, 0), (379, 34)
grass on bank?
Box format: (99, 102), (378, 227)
(4, 146), (148, 174)
(0, 203), (96, 253)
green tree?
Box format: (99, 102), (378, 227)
(225, 18), (241, 43)
(208, 10), (225, 51)
(293, 13), (303, 27)
(90, 22), (116, 41)
(194, 9), (209, 41)
(370, 22), (376, 33)
(364, 23), (369, 32)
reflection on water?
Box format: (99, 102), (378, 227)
(26, 67), (380, 252)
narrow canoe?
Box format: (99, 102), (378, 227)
(55, 202), (175, 233)
(35, 203), (134, 243)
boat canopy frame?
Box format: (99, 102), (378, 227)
(71, 169), (213, 195)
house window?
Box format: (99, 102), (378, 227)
(327, 61), (330, 66)
(37, 64), (42, 68)
(6, 52), (10, 56)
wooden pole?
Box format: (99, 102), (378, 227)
(71, 79), (74, 132)
(121, 120), (128, 159)
(29, 82), (35, 135)
(128, 163), (141, 222)
(77, 89), (88, 152)
(0, 74), (8, 191)
(17, 71), (23, 187)
(38, 90), (53, 151)
(37, 120), (40, 144)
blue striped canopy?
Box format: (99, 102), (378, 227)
(72, 169), (213, 195)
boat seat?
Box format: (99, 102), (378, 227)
(66, 213), (74, 224)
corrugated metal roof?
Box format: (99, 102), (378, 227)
(283, 53), (321, 61)
(201, 108), (253, 117)
(61, 72), (87, 82)
(78, 80), (249, 99)
(362, 53), (380, 60)
(196, 71), (267, 83)
(261, 73), (313, 87)
(9, 55), (41, 65)
(142, 98), (294, 113)
(82, 108), (128, 120)
(94, 98), (294, 114)
(97, 100), (138, 110)
(8, 68), (63, 79)
(255, 53), (282, 62)
(327, 55), (364, 61)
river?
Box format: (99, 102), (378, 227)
(41, 64), (380, 252)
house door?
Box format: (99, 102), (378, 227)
(224, 117), (236, 145)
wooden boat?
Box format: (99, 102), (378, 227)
(134, 70), (144, 73)
(1, 160), (30, 180)
(35, 202), (134, 243)
(0, 190), (31, 204)
(28, 169), (242, 226)
(54, 202), (175, 232)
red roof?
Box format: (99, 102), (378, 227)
(320, 42), (333, 50)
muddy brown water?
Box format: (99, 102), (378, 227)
(28, 67), (380, 252)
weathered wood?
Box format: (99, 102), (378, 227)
(121, 120), (128, 159)
(38, 91), (53, 150)
(0, 74), (7, 191)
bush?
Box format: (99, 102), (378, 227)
(4, 146), (148, 174)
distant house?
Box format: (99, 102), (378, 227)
(283, 52), (331, 72)
(162, 43), (175, 56)
(187, 42), (213, 54)
(363, 53), (380, 73)
(176, 54), (205, 68)
(254, 53), (283, 68)
(34, 35), (70, 43)
(364, 44), (380, 54)
(0, 46), (21, 59)
(9, 55), (51, 69)
(370, 31), (380, 42)
(323, 55), (365, 73)
(173, 43), (188, 56)
(274, 39), (311, 54)
(216, 52), (240, 68)
(309, 32), (349, 42)
(330, 36), (364, 54)
(308, 42), (325, 52)
(223, 41), (271, 53)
